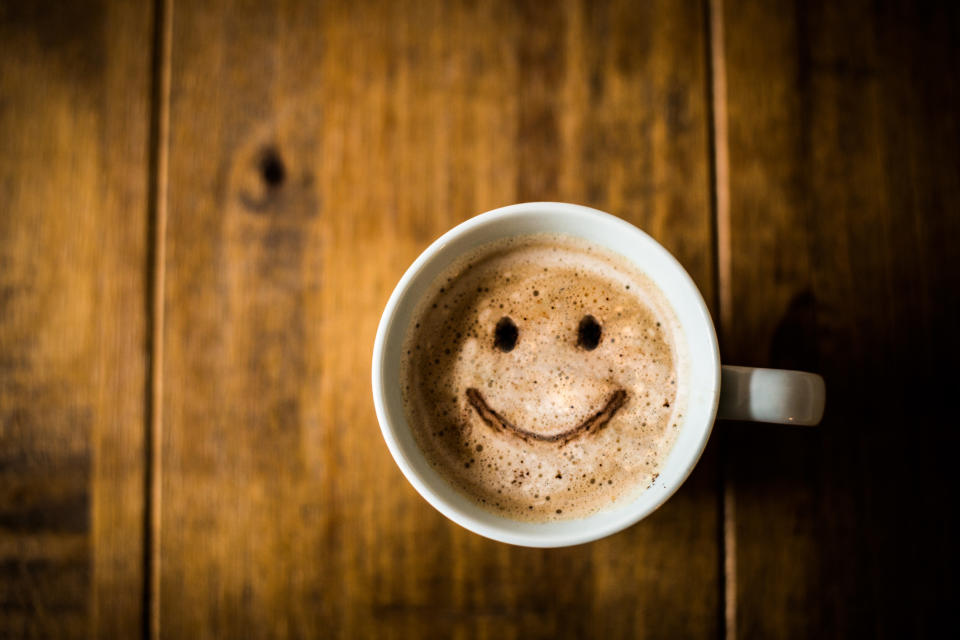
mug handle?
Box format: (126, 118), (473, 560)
(718, 366), (825, 425)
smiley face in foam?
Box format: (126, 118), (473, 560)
(401, 234), (686, 521)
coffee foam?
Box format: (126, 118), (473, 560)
(401, 234), (688, 521)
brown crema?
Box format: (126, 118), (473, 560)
(401, 234), (686, 521)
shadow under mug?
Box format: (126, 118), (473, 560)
(372, 202), (825, 547)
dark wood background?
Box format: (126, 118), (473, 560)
(1, 0), (957, 638)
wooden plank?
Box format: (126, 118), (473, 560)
(159, 1), (718, 637)
(0, 1), (154, 637)
(722, 0), (960, 637)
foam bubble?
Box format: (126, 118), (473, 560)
(400, 234), (688, 521)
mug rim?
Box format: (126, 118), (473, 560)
(372, 202), (720, 546)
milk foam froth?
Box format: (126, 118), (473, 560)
(400, 234), (687, 521)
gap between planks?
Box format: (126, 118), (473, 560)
(145, 0), (173, 638)
(705, 0), (735, 638)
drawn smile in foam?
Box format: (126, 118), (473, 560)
(465, 387), (627, 444)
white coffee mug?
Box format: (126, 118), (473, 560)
(372, 202), (824, 547)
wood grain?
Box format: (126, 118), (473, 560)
(0, 1), (153, 637)
(158, 1), (718, 638)
(721, 0), (960, 637)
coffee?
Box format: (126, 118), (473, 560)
(400, 234), (687, 521)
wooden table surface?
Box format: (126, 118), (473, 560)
(2, 1), (957, 638)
